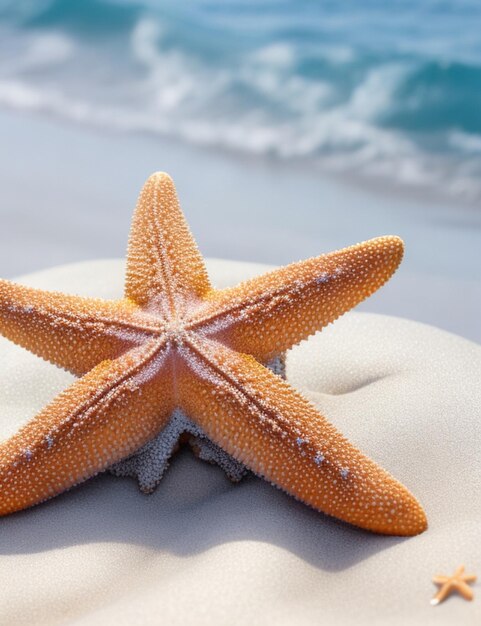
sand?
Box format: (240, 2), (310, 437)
(0, 258), (479, 625)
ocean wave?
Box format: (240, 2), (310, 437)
(449, 130), (481, 154)
(1, 0), (481, 201)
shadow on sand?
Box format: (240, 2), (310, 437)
(0, 449), (408, 571)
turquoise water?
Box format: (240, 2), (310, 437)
(1, 0), (481, 200)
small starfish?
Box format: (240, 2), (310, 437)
(431, 565), (477, 605)
(0, 172), (427, 535)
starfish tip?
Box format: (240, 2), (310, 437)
(378, 234), (405, 265)
(401, 494), (428, 536)
(146, 171), (174, 187)
(388, 234), (404, 252)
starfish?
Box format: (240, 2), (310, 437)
(431, 565), (477, 605)
(0, 172), (427, 535)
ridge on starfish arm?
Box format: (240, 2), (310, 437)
(0, 172), (428, 536)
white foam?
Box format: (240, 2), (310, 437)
(1, 19), (481, 201)
(449, 129), (481, 154)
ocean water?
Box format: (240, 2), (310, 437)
(1, 0), (481, 201)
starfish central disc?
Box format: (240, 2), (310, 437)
(0, 171), (427, 536)
(164, 322), (188, 344)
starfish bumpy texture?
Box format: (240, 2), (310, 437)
(0, 173), (427, 535)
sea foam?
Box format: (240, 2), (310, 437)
(1, 0), (481, 201)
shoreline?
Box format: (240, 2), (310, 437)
(0, 109), (479, 343)
(5, 105), (481, 213)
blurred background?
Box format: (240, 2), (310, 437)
(0, 0), (480, 341)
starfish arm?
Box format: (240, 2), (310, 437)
(431, 583), (452, 605)
(176, 336), (427, 536)
(0, 340), (174, 515)
(0, 279), (163, 375)
(189, 237), (404, 361)
(432, 576), (449, 584)
(462, 574), (477, 583)
(453, 581), (475, 601)
(124, 172), (211, 316)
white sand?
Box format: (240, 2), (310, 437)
(0, 258), (480, 625)
(0, 110), (480, 343)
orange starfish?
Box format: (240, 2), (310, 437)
(431, 565), (477, 605)
(0, 172), (427, 535)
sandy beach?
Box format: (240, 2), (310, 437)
(0, 258), (480, 625)
(0, 109), (479, 343)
